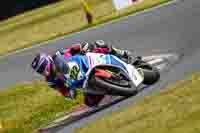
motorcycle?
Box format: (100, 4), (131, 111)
(39, 52), (179, 132)
(82, 52), (160, 97)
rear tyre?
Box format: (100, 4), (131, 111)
(134, 59), (160, 85)
(141, 66), (160, 85)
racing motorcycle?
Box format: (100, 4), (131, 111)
(82, 52), (160, 97)
(39, 52), (179, 132)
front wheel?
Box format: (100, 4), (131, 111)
(86, 66), (139, 97)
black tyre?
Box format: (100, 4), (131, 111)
(94, 76), (138, 96)
(142, 67), (160, 85)
(135, 60), (160, 85)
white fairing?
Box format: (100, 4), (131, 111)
(85, 52), (144, 87)
(126, 64), (144, 87)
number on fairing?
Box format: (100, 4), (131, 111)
(66, 62), (83, 80)
(126, 64), (144, 87)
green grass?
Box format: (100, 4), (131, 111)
(0, 72), (198, 133)
(93, 0), (171, 24)
(0, 0), (171, 56)
(0, 81), (84, 133)
(0, 0), (88, 56)
(0, 0), (82, 31)
(74, 72), (200, 133)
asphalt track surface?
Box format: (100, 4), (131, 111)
(0, 0), (200, 132)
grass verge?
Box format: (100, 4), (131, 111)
(0, 81), (83, 133)
(0, 0), (88, 56)
(92, 0), (172, 24)
(74, 72), (200, 133)
(0, 0), (172, 56)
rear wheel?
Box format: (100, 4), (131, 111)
(142, 68), (160, 85)
(138, 62), (160, 85)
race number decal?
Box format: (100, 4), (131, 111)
(67, 62), (82, 80)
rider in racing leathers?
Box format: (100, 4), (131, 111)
(31, 40), (133, 107)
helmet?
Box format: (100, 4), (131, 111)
(94, 40), (108, 48)
(31, 53), (51, 75)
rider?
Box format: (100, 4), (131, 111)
(31, 40), (133, 106)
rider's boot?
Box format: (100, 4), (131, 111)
(132, 56), (143, 66)
(110, 45), (145, 67)
(110, 45), (133, 60)
(132, 56), (154, 70)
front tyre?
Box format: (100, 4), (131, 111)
(93, 76), (138, 96)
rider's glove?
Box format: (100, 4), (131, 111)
(69, 89), (77, 99)
(63, 89), (76, 102)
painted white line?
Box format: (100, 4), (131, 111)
(143, 53), (179, 61)
(143, 54), (172, 60)
(148, 58), (164, 65)
(143, 55), (163, 61)
(0, 0), (179, 59)
(156, 63), (168, 70)
(53, 115), (71, 123)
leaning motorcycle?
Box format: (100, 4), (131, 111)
(82, 53), (160, 97)
(39, 52), (179, 132)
